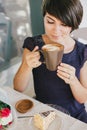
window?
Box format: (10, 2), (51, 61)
(0, 0), (32, 71)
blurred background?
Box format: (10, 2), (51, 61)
(0, 0), (44, 71)
(0, 0), (87, 97)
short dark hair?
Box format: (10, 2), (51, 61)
(42, 0), (83, 31)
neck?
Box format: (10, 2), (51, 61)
(63, 37), (75, 53)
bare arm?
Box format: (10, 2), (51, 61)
(13, 46), (41, 92)
(57, 61), (87, 103)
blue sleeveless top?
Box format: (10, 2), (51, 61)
(23, 35), (87, 117)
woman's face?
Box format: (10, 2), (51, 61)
(44, 13), (72, 43)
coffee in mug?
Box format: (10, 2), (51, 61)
(41, 43), (64, 71)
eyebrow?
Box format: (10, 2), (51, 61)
(46, 16), (55, 21)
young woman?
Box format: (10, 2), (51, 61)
(14, 0), (87, 123)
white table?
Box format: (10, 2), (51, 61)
(2, 87), (87, 130)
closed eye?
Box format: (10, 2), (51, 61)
(47, 20), (54, 24)
(46, 16), (55, 24)
(61, 23), (67, 26)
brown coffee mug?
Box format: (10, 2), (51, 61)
(40, 43), (64, 71)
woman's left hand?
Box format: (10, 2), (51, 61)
(57, 63), (76, 84)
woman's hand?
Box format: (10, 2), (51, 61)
(57, 63), (76, 84)
(23, 46), (42, 69)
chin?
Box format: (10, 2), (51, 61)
(51, 38), (61, 43)
(49, 36), (61, 43)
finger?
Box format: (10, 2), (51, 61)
(32, 51), (41, 60)
(58, 63), (75, 74)
(33, 46), (39, 52)
(58, 66), (72, 75)
(60, 63), (74, 70)
(57, 69), (69, 79)
(57, 72), (66, 80)
(57, 71), (70, 84)
(32, 61), (42, 68)
(31, 55), (40, 63)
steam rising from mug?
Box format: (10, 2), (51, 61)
(41, 43), (64, 71)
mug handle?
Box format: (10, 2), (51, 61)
(38, 50), (46, 64)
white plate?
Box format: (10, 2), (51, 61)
(29, 115), (63, 130)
